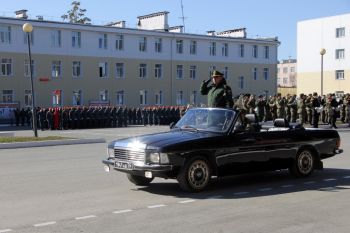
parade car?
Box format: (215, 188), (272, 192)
(102, 108), (343, 192)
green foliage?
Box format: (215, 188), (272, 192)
(0, 136), (72, 143)
(61, 1), (91, 24)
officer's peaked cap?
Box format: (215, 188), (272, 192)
(212, 70), (224, 77)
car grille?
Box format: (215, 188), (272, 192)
(114, 148), (145, 162)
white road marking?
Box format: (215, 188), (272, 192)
(343, 176), (350, 179)
(147, 204), (166, 209)
(113, 209), (133, 214)
(324, 178), (337, 182)
(0, 229), (12, 233)
(33, 222), (56, 227)
(234, 191), (249, 195)
(258, 188), (272, 192)
(304, 181), (316, 185)
(280, 184), (295, 188)
(75, 215), (97, 220)
(178, 200), (196, 204)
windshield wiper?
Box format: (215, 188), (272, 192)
(181, 125), (199, 132)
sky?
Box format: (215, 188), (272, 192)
(1, 0), (349, 60)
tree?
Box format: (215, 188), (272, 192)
(61, 1), (91, 24)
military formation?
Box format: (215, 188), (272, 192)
(13, 106), (183, 130)
(232, 92), (350, 128)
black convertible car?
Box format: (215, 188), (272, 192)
(102, 108), (343, 192)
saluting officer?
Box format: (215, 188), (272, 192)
(200, 70), (233, 108)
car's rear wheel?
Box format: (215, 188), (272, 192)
(177, 156), (211, 192)
(127, 174), (154, 186)
(289, 149), (315, 178)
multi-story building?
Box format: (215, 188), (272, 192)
(277, 59), (297, 87)
(297, 13), (350, 96)
(0, 10), (279, 108)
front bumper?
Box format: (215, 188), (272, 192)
(102, 159), (174, 178)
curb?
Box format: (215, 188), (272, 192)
(0, 138), (106, 149)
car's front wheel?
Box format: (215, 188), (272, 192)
(289, 149), (315, 178)
(127, 174), (154, 186)
(177, 156), (211, 192)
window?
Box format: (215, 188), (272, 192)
(98, 33), (108, 49)
(222, 43), (228, 57)
(155, 38), (162, 53)
(176, 91), (184, 105)
(209, 42), (216, 56)
(336, 49), (345, 59)
(176, 65), (183, 79)
(23, 31), (34, 45)
(283, 67), (288, 73)
(253, 67), (258, 80)
(99, 90), (108, 101)
(139, 90), (148, 105)
(263, 68), (269, 80)
(252, 45), (258, 58)
(155, 64), (162, 79)
(139, 37), (147, 52)
(2, 90), (13, 103)
(115, 35), (124, 50)
(224, 67), (229, 79)
(139, 64), (147, 78)
(51, 30), (61, 47)
(336, 70), (344, 80)
(24, 90), (32, 107)
(155, 90), (163, 105)
(238, 76), (244, 89)
(99, 62), (108, 78)
(290, 67), (295, 73)
(189, 65), (196, 79)
(264, 46), (269, 59)
(283, 77), (288, 84)
(116, 90), (124, 105)
(176, 40), (183, 54)
(190, 91), (197, 105)
(72, 90), (82, 106)
(51, 61), (61, 78)
(1, 58), (12, 76)
(209, 66), (216, 77)
(52, 90), (62, 106)
(239, 44), (245, 57)
(24, 59), (35, 77)
(116, 63), (124, 78)
(72, 61), (81, 78)
(0, 25), (11, 44)
(190, 40), (197, 55)
(72, 31), (81, 48)
(336, 27), (345, 38)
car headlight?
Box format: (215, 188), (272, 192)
(107, 148), (114, 158)
(149, 152), (169, 164)
(149, 152), (160, 163)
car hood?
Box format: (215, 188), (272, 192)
(111, 130), (218, 150)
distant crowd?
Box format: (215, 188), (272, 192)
(9, 92), (350, 130)
(10, 106), (183, 130)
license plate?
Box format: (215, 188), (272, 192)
(114, 160), (134, 170)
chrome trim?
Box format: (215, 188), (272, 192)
(114, 147), (145, 162)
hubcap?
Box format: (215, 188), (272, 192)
(188, 160), (209, 189)
(298, 151), (313, 174)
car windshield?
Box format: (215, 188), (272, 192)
(174, 108), (236, 133)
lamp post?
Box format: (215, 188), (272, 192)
(23, 23), (38, 137)
(320, 48), (326, 96)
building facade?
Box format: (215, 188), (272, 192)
(297, 13), (350, 96)
(0, 11), (279, 108)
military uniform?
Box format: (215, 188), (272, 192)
(200, 70), (233, 108)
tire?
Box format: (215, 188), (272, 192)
(289, 149), (315, 178)
(127, 174), (154, 186)
(177, 156), (211, 192)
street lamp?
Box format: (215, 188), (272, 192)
(23, 23), (38, 137)
(320, 48), (326, 96)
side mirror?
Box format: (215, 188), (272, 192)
(169, 122), (175, 129)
